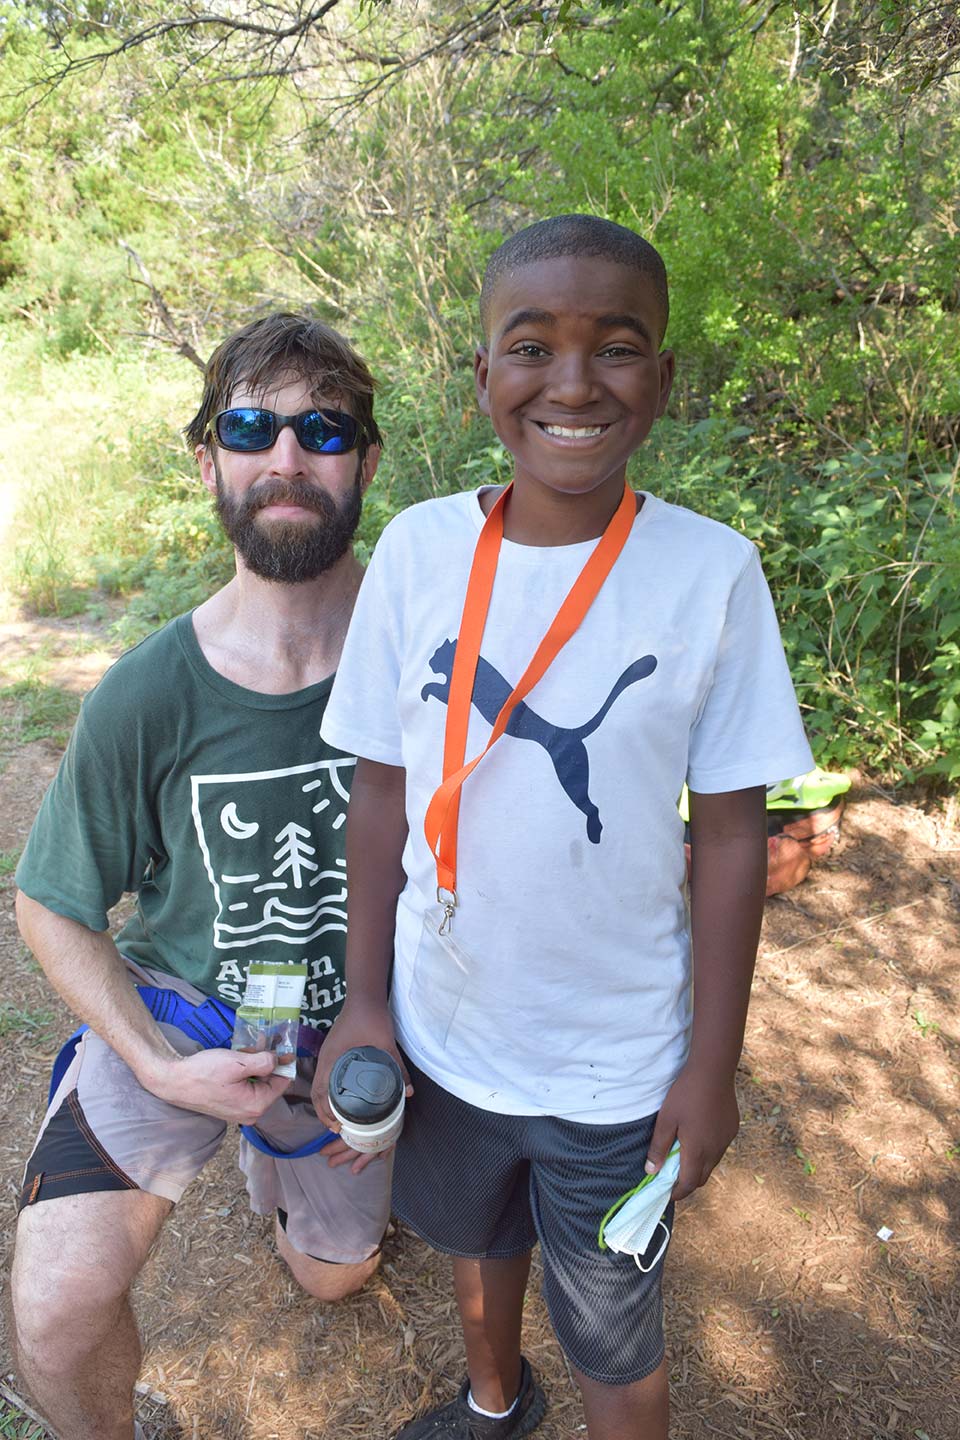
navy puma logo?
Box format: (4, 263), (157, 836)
(422, 639), (657, 843)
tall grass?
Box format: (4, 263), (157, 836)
(2, 332), (200, 620)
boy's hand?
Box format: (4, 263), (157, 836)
(645, 1060), (740, 1201)
(311, 997), (413, 1131)
(321, 1135), (384, 1175)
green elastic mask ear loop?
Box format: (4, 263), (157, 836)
(597, 1142), (680, 1251)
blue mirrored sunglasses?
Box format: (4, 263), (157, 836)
(213, 407), (360, 454)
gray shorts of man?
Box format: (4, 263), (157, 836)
(19, 961), (391, 1263)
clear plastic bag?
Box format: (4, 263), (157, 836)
(231, 963), (307, 1078)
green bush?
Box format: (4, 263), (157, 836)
(637, 421), (959, 781)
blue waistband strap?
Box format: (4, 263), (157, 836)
(138, 987), (237, 1048)
(49, 1025), (88, 1105)
(48, 985), (236, 1103)
(239, 1124), (338, 1159)
(48, 985), (337, 1160)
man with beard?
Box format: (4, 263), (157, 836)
(11, 314), (390, 1440)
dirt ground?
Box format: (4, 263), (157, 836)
(0, 612), (957, 1440)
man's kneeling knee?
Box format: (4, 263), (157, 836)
(273, 1208), (381, 1301)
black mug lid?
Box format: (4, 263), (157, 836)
(328, 1046), (404, 1123)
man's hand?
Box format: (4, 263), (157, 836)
(15, 895), (294, 1124)
(311, 997), (413, 1131)
(644, 1060), (740, 1202)
(146, 1047), (292, 1123)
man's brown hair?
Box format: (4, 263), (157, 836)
(185, 312), (382, 456)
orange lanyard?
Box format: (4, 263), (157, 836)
(424, 482), (636, 932)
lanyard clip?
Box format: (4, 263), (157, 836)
(436, 886), (458, 936)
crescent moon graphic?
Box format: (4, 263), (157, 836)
(220, 802), (259, 840)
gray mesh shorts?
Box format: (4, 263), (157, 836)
(393, 1055), (673, 1384)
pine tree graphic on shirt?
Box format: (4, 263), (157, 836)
(273, 823), (319, 888)
(190, 758), (354, 961)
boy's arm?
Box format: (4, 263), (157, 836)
(312, 757), (410, 1131)
(645, 785), (767, 1200)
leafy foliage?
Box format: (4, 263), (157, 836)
(1, 0), (958, 782)
(0, 1398), (45, 1440)
(637, 421), (959, 779)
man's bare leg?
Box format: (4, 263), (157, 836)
(574, 1358), (669, 1440)
(273, 1214), (380, 1300)
(11, 1190), (171, 1440)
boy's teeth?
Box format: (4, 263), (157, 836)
(542, 423), (606, 438)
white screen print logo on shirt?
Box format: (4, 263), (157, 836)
(190, 758), (355, 1008)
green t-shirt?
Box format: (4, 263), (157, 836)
(16, 613), (356, 1031)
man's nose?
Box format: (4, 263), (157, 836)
(266, 421), (309, 471)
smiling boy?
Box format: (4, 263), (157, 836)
(316, 216), (813, 1439)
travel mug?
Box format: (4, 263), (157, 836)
(327, 1046), (405, 1154)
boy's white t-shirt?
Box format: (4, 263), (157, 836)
(322, 489), (814, 1123)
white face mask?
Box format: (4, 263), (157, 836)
(599, 1144), (680, 1272)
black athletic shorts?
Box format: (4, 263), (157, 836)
(393, 1054), (673, 1384)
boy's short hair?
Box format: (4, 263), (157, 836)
(185, 312), (383, 455)
(480, 215), (669, 341)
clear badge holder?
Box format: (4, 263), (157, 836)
(412, 896), (475, 1048)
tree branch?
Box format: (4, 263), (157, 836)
(119, 242), (207, 372)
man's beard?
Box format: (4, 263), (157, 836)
(215, 465), (363, 584)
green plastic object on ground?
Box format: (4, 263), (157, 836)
(678, 767), (850, 823)
(764, 767), (851, 811)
